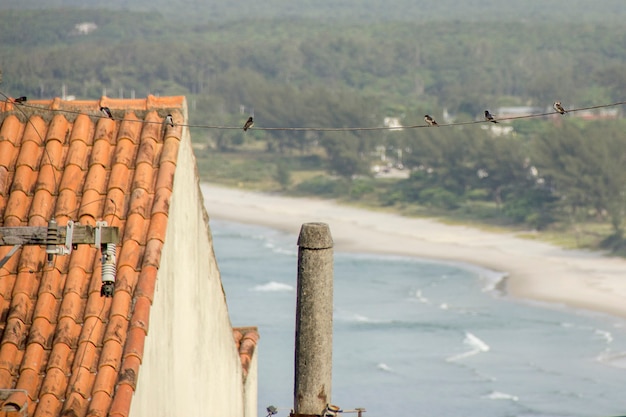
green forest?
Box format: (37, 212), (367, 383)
(1, 3), (626, 253)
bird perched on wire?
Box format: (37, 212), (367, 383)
(243, 116), (254, 132)
(424, 114), (438, 126)
(553, 101), (566, 115)
(13, 96), (27, 104)
(484, 110), (498, 123)
(100, 106), (113, 119)
(265, 406), (278, 417)
(165, 114), (174, 127)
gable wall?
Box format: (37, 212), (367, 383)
(129, 113), (251, 416)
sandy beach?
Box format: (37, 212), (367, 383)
(200, 183), (626, 320)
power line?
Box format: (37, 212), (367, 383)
(1, 91), (625, 132)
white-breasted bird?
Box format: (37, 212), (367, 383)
(243, 116), (254, 132)
(553, 101), (566, 115)
(100, 106), (113, 119)
(165, 114), (174, 127)
(484, 110), (498, 123)
(424, 114), (438, 126)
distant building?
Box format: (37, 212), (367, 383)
(383, 117), (403, 131)
(576, 108), (620, 120)
(496, 106), (543, 120)
(481, 124), (514, 137)
(73, 22), (98, 35)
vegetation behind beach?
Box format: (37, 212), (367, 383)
(2, 1), (626, 253)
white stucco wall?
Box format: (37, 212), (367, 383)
(129, 113), (257, 417)
(244, 350), (258, 417)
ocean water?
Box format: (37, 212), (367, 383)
(210, 219), (626, 417)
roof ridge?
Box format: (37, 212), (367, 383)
(23, 96), (186, 112)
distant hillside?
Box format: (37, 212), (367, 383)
(1, 0), (625, 23)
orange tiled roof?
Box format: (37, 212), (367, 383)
(0, 96), (185, 417)
(232, 326), (259, 381)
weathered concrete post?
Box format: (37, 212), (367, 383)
(294, 222), (334, 416)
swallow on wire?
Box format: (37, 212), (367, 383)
(165, 114), (174, 127)
(243, 116), (254, 132)
(484, 110), (498, 123)
(553, 101), (566, 115)
(13, 96), (27, 104)
(424, 114), (438, 126)
(100, 106), (113, 118)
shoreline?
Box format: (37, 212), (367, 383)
(200, 183), (626, 320)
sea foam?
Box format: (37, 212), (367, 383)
(446, 332), (490, 362)
(252, 281), (294, 292)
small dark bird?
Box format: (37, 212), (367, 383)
(265, 406), (278, 417)
(553, 101), (566, 115)
(424, 114), (438, 126)
(165, 114), (174, 127)
(13, 96), (27, 104)
(100, 106), (113, 119)
(484, 110), (498, 123)
(243, 116), (254, 132)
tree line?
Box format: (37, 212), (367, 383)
(1, 8), (626, 249)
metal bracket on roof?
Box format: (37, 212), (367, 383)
(0, 221), (120, 273)
(45, 219), (74, 264)
(0, 244), (21, 269)
(95, 220), (107, 248)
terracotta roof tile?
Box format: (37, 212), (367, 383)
(0, 95), (218, 417)
(127, 188), (152, 219)
(32, 292), (58, 322)
(88, 391), (112, 417)
(131, 163), (157, 194)
(2, 390), (29, 414)
(28, 317), (55, 350)
(58, 292), (85, 324)
(2, 318), (28, 349)
(109, 290), (131, 321)
(6, 292), (33, 324)
(38, 269), (65, 299)
(72, 342), (99, 374)
(54, 317), (81, 349)
(63, 392), (89, 417)
(16, 367), (40, 400)
(36, 393), (63, 417)
(20, 342), (46, 373)
(45, 343), (72, 374)
(117, 354), (140, 390)
(0, 369), (14, 391)
(90, 137), (114, 169)
(29, 189), (55, 226)
(150, 187), (171, 216)
(233, 326), (260, 380)
(0, 342), (19, 374)
(0, 115), (24, 146)
(108, 383), (133, 417)
(113, 266), (136, 295)
(91, 365), (116, 395)
(99, 340), (123, 372)
(4, 190), (29, 224)
(123, 326), (145, 361)
(16, 139), (43, 172)
(11, 166), (36, 195)
(40, 367), (68, 401)
(129, 296), (151, 334)
(116, 240), (143, 271)
(79, 317), (105, 348)
(122, 213), (148, 245)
